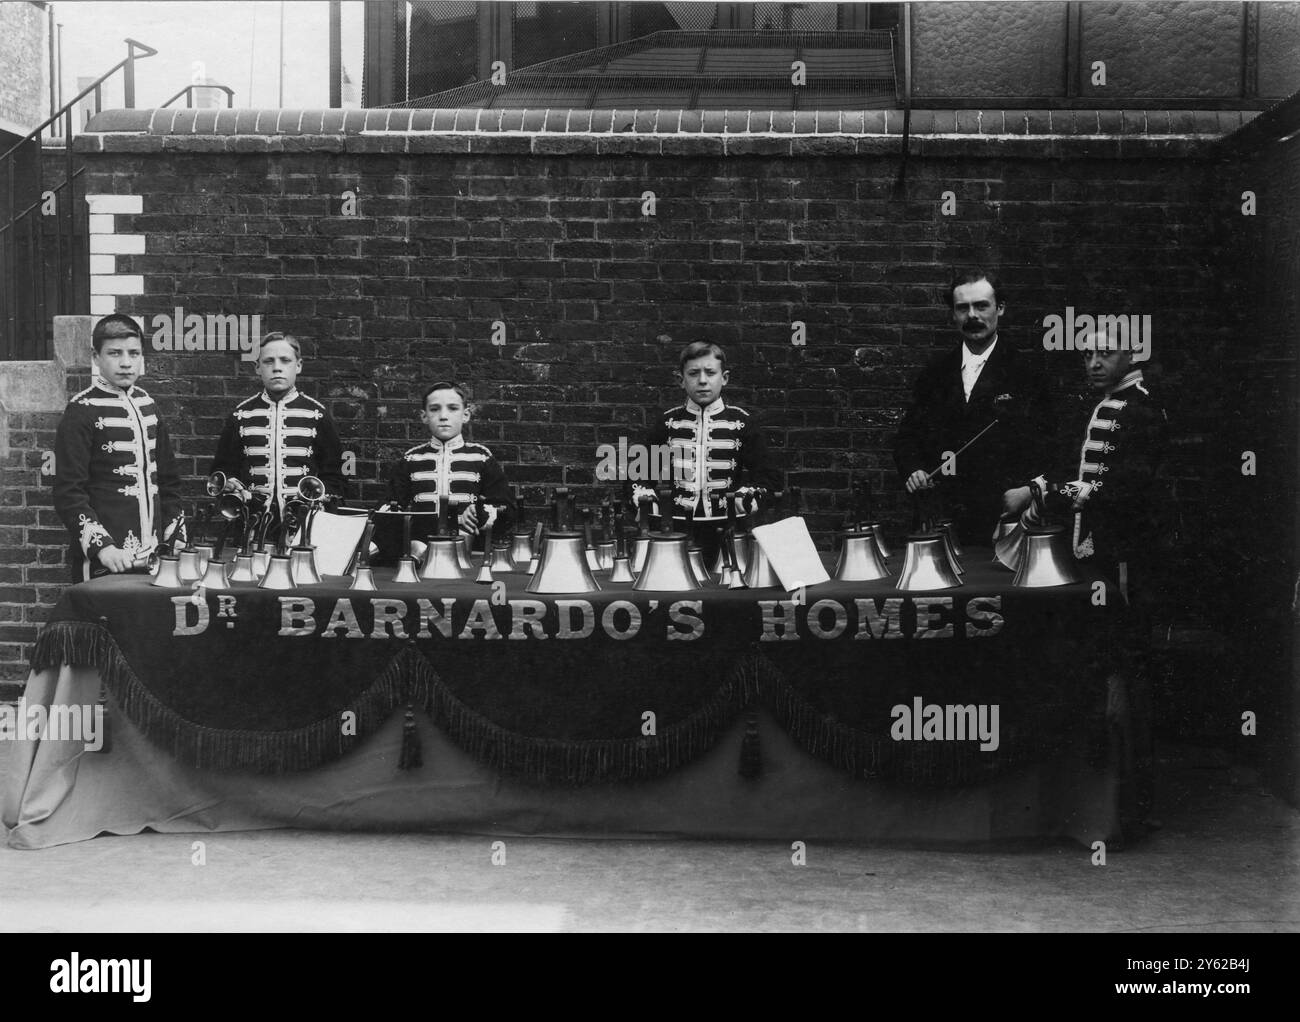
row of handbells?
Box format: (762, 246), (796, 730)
(147, 474), (1081, 594)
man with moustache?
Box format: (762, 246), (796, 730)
(893, 269), (1050, 545)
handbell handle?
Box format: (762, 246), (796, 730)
(347, 512), (377, 573)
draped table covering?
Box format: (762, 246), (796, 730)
(2, 553), (1145, 849)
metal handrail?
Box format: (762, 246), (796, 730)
(1, 38), (157, 360)
(160, 83), (236, 109)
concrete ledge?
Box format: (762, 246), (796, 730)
(0, 317), (95, 457)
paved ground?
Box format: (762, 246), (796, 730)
(2, 741), (1296, 932)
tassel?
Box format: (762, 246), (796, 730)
(94, 680), (111, 755)
(738, 712), (762, 779)
(398, 704), (423, 770)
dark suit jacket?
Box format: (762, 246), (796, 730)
(893, 338), (1052, 541)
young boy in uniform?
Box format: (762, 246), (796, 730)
(635, 340), (780, 563)
(53, 314), (185, 581)
(386, 382), (515, 545)
(210, 332), (346, 537)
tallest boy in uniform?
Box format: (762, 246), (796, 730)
(211, 332), (346, 534)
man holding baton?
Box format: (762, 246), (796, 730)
(893, 269), (1051, 544)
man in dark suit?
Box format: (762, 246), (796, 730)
(893, 269), (1050, 546)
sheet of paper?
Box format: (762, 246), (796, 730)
(298, 511), (368, 576)
(751, 516), (831, 590)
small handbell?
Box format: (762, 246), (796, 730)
(228, 552), (257, 583)
(191, 544), (214, 577)
(490, 542), (514, 573)
(938, 522), (965, 576)
(177, 547), (203, 582)
(393, 554), (421, 584)
(688, 545), (711, 587)
(596, 541), (615, 572)
(289, 546), (322, 586)
(198, 557), (231, 590)
(832, 530), (892, 582)
(897, 532), (963, 591)
(350, 565), (377, 591)
(508, 530), (533, 568)
(252, 548), (272, 577)
(151, 554), (184, 588)
(527, 534), (601, 594)
(742, 541), (781, 589)
(1011, 524), (1082, 588)
(258, 553), (296, 590)
(609, 553), (634, 583)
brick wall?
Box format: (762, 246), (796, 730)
(0, 106), (1274, 690)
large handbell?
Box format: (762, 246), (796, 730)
(632, 486), (698, 592)
(419, 537), (468, 580)
(151, 554), (184, 588)
(897, 531), (963, 591)
(833, 529), (892, 582)
(508, 529), (533, 568)
(742, 541), (781, 588)
(199, 556), (231, 589)
(527, 488), (600, 593)
(289, 546), (322, 585)
(1012, 524), (1082, 588)
(229, 552), (257, 583)
(258, 553), (296, 590)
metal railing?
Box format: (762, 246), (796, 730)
(1, 38), (157, 361)
(160, 83), (236, 109)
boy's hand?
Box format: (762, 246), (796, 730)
(458, 505), (481, 535)
(97, 545), (134, 573)
(904, 469), (933, 493)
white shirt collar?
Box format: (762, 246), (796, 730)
(961, 334), (998, 368)
(687, 396), (725, 416)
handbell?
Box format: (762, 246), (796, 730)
(631, 536), (650, 573)
(228, 552), (257, 583)
(456, 532), (475, 571)
(258, 553), (296, 590)
(596, 541), (615, 572)
(632, 533), (698, 591)
(1012, 524), (1082, 588)
(833, 530), (892, 582)
(350, 565), (377, 591)
(938, 522), (965, 576)
(609, 552), (634, 583)
(897, 532), (963, 591)
(177, 547), (203, 582)
(527, 533), (601, 594)
(508, 530), (533, 567)
(151, 554), (184, 588)
(192, 544), (214, 577)
(742, 541), (781, 589)
(419, 536), (468, 581)
(490, 541), (514, 573)
(868, 524), (892, 562)
(289, 546), (322, 586)
(936, 518), (963, 558)
(688, 545), (711, 587)
(393, 555), (421, 584)
(199, 557), (231, 590)
(252, 548), (271, 577)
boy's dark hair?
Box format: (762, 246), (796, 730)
(91, 314), (143, 352)
(257, 331), (303, 359)
(946, 268), (1004, 309)
(679, 339), (727, 371)
(421, 381), (470, 409)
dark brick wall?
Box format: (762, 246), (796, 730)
(0, 122), (1276, 690)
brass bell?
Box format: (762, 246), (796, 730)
(596, 541), (615, 572)
(392, 555), (420, 584)
(1012, 524), (1082, 588)
(527, 533), (601, 594)
(177, 547), (203, 582)
(731, 532), (753, 574)
(631, 536), (650, 573)
(742, 542), (781, 589)
(419, 536), (468, 581)
(508, 530), (533, 567)
(289, 546), (322, 586)
(632, 533), (698, 591)
(833, 530), (892, 582)
(897, 532), (963, 591)
(258, 553), (296, 590)
(456, 533), (475, 571)
(228, 552), (257, 583)
(252, 549), (271, 577)
(151, 554), (184, 588)
(870, 524), (892, 562)
(490, 542), (514, 573)
(350, 565), (377, 591)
